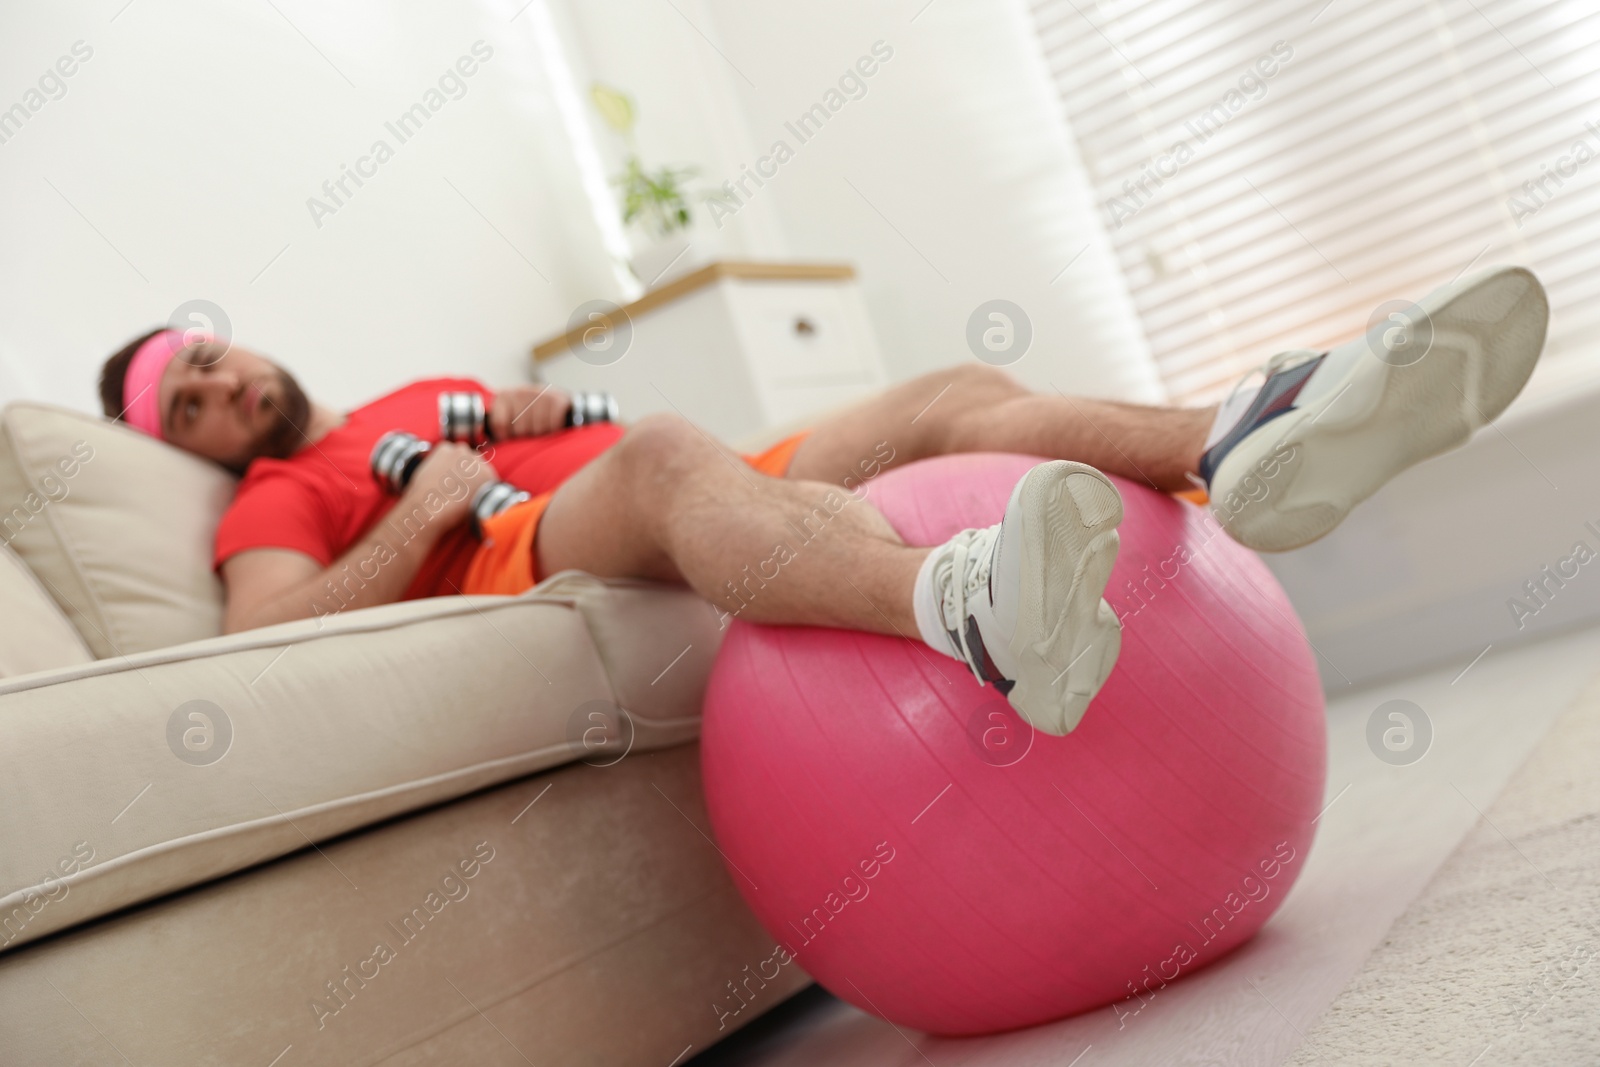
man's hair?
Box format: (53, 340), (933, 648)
(98, 327), (167, 420)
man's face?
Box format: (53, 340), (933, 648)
(157, 339), (311, 470)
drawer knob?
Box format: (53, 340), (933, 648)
(793, 317), (817, 337)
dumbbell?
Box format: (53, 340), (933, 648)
(437, 390), (619, 447)
(369, 430), (530, 532)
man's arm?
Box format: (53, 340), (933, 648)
(221, 535), (438, 634)
(220, 443), (497, 633)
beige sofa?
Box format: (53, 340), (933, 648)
(0, 402), (808, 1064)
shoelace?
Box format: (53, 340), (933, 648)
(938, 524), (999, 683)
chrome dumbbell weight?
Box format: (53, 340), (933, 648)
(437, 390), (618, 447)
(369, 430), (530, 532)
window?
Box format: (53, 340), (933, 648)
(1032, 0), (1600, 403)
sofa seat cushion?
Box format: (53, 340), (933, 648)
(0, 574), (722, 952)
(0, 542), (92, 678)
(0, 402), (237, 658)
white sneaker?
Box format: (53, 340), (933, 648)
(926, 461), (1124, 735)
(1201, 265), (1549, 552)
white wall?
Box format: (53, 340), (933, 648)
(0, 0), (620, 415)
(551, 0), (790, 266)
(692, 0), (1164, 400)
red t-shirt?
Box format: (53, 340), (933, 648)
(213, 378), (624, 599)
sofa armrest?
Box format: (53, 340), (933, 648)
(0, 578), (723, 953)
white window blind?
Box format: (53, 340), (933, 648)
(1030, 0), (1600, 404)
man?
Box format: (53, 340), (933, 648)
(98, 266), (1548, 736)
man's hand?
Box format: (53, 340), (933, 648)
(489, 384), (571, 440)
(221, 444), (502, 633)
(397, 442), (500, 532)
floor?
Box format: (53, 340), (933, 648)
(1290, 665), (1600, 1065)
(688, 623), (1600, 1067)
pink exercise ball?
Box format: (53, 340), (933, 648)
(700, 453), (1325, 1035)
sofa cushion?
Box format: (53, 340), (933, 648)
(0, 542), (92, 678)
(0, 402), (235, 658)
(549, 569), (725, 729)
(0, 577), (720, 952)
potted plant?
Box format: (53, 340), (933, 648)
(592, 83), (707, 287)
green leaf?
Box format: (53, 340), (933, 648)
(590, 83), (635, 134)
(611, 154), (698, 236)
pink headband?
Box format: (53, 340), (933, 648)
(122, 329), (203, 440)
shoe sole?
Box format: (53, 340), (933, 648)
(1006, 461), (1124, 736)
(1214, 266), (1549, 552)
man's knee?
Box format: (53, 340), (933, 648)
(615, 413), (709, 474)
(913, 364), (1026, 453)
(946, 362), (1023, 396)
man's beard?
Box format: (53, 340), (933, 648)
(253, 365), (312, 462)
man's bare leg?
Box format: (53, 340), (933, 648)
(537, 411), (1134, 735)
(790, 264), (1547, 553)
(787, 364), (1213, 493)
(536, 414), (926, 634)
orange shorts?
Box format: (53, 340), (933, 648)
(460, 430), (811, 597)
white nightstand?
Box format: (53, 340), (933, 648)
(532, 262), (889, 442)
